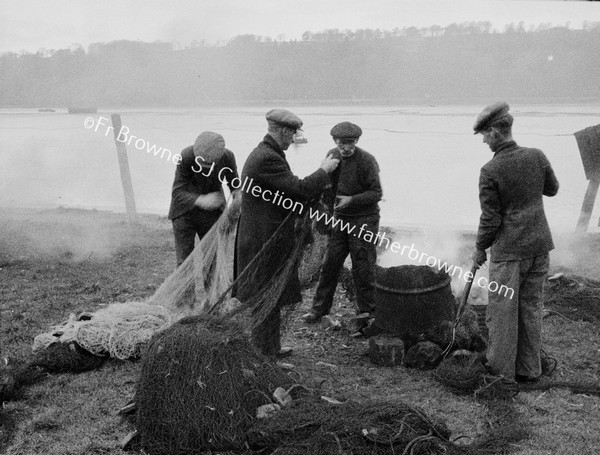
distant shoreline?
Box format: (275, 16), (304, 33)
(1, 97), (600, 111)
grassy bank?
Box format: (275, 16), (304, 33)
(1, 207), (599, 454)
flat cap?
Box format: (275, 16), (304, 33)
(473, 101), (512, 134)
(193, 131), (225, 163)
(330, 121), (362, 139)
(265, 109), (303, 130)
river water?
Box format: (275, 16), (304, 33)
(1, 104), (599, 235)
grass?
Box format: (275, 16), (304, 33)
(1, 207), (599, 454)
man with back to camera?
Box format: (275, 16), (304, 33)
(301, 122), (383, 329)
(235, 109), (340, 358)
(168, 131), (238, 267)
(472, 102), (559, 383)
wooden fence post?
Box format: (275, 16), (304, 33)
(574, 124), (600, 233)
(111, 114), (138, 223)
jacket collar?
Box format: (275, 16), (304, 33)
(264, 134), (286, 158)
(492, 140), (518, 156)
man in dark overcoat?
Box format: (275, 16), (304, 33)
(235, 109), (340, 357)
(472, 102), (559, 383)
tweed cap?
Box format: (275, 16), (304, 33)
(265, 109), (303, 130)
(330, 122), (362, 140)
(473, 102), (513, 134)
(193, 131), (225, 164)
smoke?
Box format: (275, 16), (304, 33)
(0, 208), (122, 263)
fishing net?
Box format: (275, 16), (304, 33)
(544, 273), (600, 323)
(32, 301), (173, 360)
(147, 198), (242, 315)
(247, 396), (479, 455)
(419, 306), (487, 354)
(208, 207), (319, 336)
(433, 350), (600, 399)
(32, 193), (323, 368)
(135, 314), (294, 454)
(0, 341), (104, 403)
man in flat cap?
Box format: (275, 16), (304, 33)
(302, 122), (383, 329)
(235, 108), (340, 358)
(168, 131), (238, 267)
(472, 102), (559, 383)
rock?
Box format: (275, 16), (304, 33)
(321, 315), (342, 330)
(405, 341), (443, 370)
(368, 336), (404, 366)
(347, 313), (372, 333)
(273, 387), (292, 407)
(256, 403), (281, 419)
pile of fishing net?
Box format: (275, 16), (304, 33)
(432, 351), (519, 400)
(247, 396), (497, 455)
(433, 349), (600, 398)
(416, 305), (486, 353)
(135, 314), (294, 454)
(32, 302), (172, 360)
(544, 272), (600, 323)
(30, 195), (326, 367)
(0, 341), (104, 402)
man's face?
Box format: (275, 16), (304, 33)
(335, 138), (358, 157)
(281, 127), (297, 150)
(481, 128), (500, 151)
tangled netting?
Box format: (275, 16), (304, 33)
(207, 208), (320, 337)
(433, 352), (519, 400)
(0, 342), (104, 402)
(434, 350), (600, 398)
(248, 396), (486, 455)
(417, 306), (486, 354)
(31, 196), (326, 368)
(32, 301), (173, 360)
(147, 199), (241, 315)
(544, 273), (600, 323)
(136, 314), (294, 454)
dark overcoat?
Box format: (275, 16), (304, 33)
(235, 134), (330, 304)
(476, 141), (559, 261)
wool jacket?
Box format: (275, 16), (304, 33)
(167, 145), (237, 220)
(476, 140), (559, 261)
(325, 146), (382, 218)
(235, 134), (330, 304)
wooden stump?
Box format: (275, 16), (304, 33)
(368, 336), (404, 367)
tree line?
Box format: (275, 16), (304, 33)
(1, 22), (599, 107)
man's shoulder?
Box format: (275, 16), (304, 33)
(355, 147), (380, 170)
(249, 140), (279, 160)
(180, 145), (194, 159)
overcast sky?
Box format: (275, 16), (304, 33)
(1, 0), (599, 53)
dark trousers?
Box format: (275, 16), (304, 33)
(251, 309), (281, 357)
(172, 209), (221, 266)
(312, 214), (379, 316)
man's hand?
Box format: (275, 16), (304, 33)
(321, 155), (340, 173)
(472, 249), (487, 266)
(195, 191), (225, 210)
(334, 195), (352, 210)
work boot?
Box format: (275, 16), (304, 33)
(515, 374), (540, 384)
(301, 311), (323, 323)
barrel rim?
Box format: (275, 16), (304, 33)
(373, 275), (452, 295)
